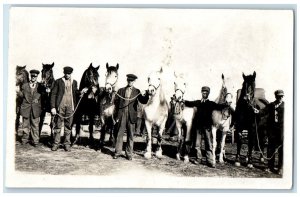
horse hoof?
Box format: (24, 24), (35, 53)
(176, 153), (180, 161)
(183, 156), (189, 164)
(247, 163), (254, 169)
(155, 150), (163, 159)
(219, 160), (225, 164)
(234, 162), (241, 167)
(144, 152), (152, 159)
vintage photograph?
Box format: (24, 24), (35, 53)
(5, 7), (294, 189)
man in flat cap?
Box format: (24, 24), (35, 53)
(50, 66), (83, 151)
(113, 74), (148, 160)
(262, 89), (284, 175)
(17, 69), (43, 146)
(184, 86), (218, 168)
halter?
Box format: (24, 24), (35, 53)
(174, 88), (185, 101)
(148, 83), (160, 90)
(105, 72), (118, 92)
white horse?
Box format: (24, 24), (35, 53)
(211, 74), (234, 164)
(172, 74), (195, 163)
(143, 67), (169, 159)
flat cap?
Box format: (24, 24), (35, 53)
(126, 74), (138, 81)
(275, 90), (284, 96)
(29, 69), (40, 76)
(201, 86), (210, 93)
(63, 66), (73, 74)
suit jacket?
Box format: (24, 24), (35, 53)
(184, 99), (217, 129)
(50, 78), (79, 110)
(19, 82), (42, 119)
(114, 86), (141, 124)
(265, 101), (284, 132)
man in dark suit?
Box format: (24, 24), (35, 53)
(113, 74), (144, 160)
(50, 66), (83, 151)
(264, 90), (284, 175)
(17, 69), (42, 146)
(184, 86), (218, 168)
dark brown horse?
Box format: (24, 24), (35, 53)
(234, 71), (269, 168)
(74, 63), (100, 147)
(39, 62), (55, 136)
(16, 65), (29, 132)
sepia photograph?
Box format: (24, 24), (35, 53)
(4, 5), (294, 189)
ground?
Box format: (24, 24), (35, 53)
(15, 131), (281, 178)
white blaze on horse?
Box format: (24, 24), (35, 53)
(172, 73), (195, 163)
(211, 74), (234, 164)
(143, 67), (169, 159)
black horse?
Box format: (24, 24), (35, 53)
(98, 63), (119, 149)
(74, 63), (100, 147)
(234, 71), (269, 168)
(39, 62), (55, 136)
(16, 65), (29, 132)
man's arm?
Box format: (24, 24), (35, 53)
(184, 100), (201, 108)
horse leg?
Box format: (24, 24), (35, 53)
(155, 118), (167, 159)
(211, 126), (217, 164)
(175, 120), (182, 161)
(219, 130), (227, 164)
(144, 120), (152, 159)
(88, 115), (95, 148)
(235, 128), (242, 167)
(183, 122), (193, 164)
(247, 128), (255, 168)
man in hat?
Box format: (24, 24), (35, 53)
(184, 86), (218, 168)
(113, 74), (148, 160)
(17, 69), (43, 146)
(50, 66), (84, 151)
(263, 90), (284, 175)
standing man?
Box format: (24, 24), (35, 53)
(18, 69), (42, 147)
(113, 74), (147, 160)
(50, 66), (84, 151)
(264, 90), (284, 175)
(184, 86), (217, 168)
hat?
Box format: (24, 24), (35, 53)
(63, 66), (73, 74)
(126, 74), (138, 81)
(29, 69), (40, 76)
(201, 86), (210, 93)
(275, 90), (284, 96)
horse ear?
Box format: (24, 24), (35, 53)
(174, 72), (177, 78)
(106, 63), (109, 69)
(242, 72), (246, 79)
(89, 63), (93, 67)
(116, 63), (119, 70)
(222, 73), (224, 80)
(160, 67), (163, 73)
(95, 65), (100, 70)
(51, 62), (54, 67)
(253, 71), (256, 79)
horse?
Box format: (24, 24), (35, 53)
(98, 63), (119, 148)
(39, 62), (55, 136)
(15, 65), (29, 132)
(172, 73), (195, 163)
(74, 63), (100, 147)
(234, 71), (269, 168)
(211, 74), (234, 164)
(143, 67), (169, 159)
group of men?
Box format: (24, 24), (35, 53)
(16, 66), (284, 174)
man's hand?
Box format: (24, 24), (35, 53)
(51, 108), (57, 115)
(81, 87), (88, 94)
(141, 90), (147, 96)
(46, 87), (51, 93)
(253, 107), (259, 114)
(16, 86), (20, 93)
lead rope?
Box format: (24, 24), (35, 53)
(55, 93), (85, 119)
(254, 109), (282, 160)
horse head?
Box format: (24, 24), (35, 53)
(16, 65), (29, 86)
(241, 71), (256, 101)
(147, 67), (163, 96)
(41, 62), (55, 86)
(80, 63), (100, 90)
(173, 73), (186, 102)
(105, 63), (119, 93)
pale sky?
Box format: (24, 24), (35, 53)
(9, 8), (294, 103)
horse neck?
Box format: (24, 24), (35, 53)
(216, 85), (227, 104)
